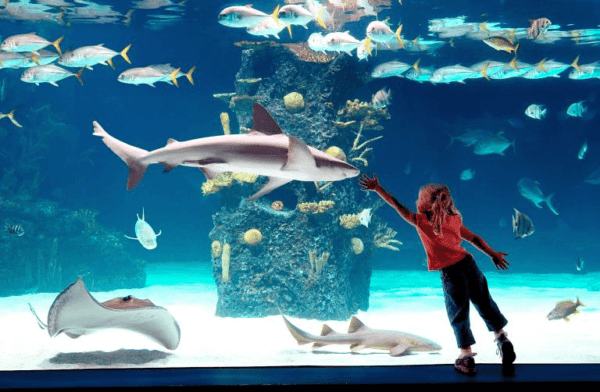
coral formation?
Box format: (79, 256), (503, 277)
(211, 240), (222, 258)
(281, 43), (336, 63)
(283, 92), (305, 113)
(325, 146), (347, 162)
(243, 228), (263, 246)
(297, 200), (335, 214)
(374, 227), (403, 251)
(220, 112), (230, 135)
(308, 249), (330, 280)
(271, 200), (284, 211)
(201, 172), (258, 195)
(351, 237), (364, 255)
(222, 242), (231, 282)
(339, 213), (361, 229)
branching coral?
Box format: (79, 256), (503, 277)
(73, 208), (100, 235)
(374, 227), (403, 251)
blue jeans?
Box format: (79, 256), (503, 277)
(440, 254), (508, 349)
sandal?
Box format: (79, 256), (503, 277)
(496, 333), (516, 366)
(454, 354), (477, 376)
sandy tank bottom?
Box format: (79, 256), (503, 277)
(0, 263), (598, 370)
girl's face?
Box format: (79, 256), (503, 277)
(417, 184), (451, 212)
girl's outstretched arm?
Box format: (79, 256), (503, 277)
(460, 225), (510, 270)
(359, 174), (417, 226)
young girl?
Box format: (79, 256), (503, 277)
(359, 174), (516, 375)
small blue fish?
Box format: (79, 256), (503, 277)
(578, 141), (588, 160)
(460, 169), (475, 181)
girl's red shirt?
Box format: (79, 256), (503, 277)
(415, 213), (469, 271)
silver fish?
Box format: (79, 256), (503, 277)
(20, 64), (84, 86)
(512, 208), (534, 239)
(320, 31), (361, 54)
(521, 59), (569, 79)
(517, 177), (559, 215)
(358, 208), (372, 228)
(117, 65), (180, 87)
(371, 60), (412, 78)
(567, 101), (587, 117)
(365, 21), (403, 48)
(125, 208), (161, 250)
(217, 5), (279, 28)
(4, 223), (24, 236)
(430, 64), (480, 84)
(371, 87), (392, 108)
(472, 132), (515, 156)
(0, 33), (63, 56)
(547, 297), (584, 321)
(59, 44), (132, 70)
(578, 141), (588, 160)
(246, 17), (287, 39)
(460, 168), (475, 181)
(525, 104), (547, 120)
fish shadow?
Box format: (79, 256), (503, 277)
(47, 349), (171, 366)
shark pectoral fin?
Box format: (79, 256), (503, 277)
(390, 344), (411, 357)
(65, 332), (83, 339)
(161, 162), (178, 173)
(247, 176), (292, 201)
(312, 342), (327, 349)
(282, 136), (317, 172)
(350, 343), (365, 352)
(199, 167), (222, 180)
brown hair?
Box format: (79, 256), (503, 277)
(416, 183), (461, 236)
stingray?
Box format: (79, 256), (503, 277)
(28, 277), (181, 350)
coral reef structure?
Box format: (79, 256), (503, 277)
(209, 43), (389, 320)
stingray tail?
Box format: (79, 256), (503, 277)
(92, 121), (150, 190)
(28, 303), (48, 330)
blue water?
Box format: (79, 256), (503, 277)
(1, 0), (599, 277)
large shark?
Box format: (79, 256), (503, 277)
(282, 314), (442, 357)
(93, 103), (360, 201)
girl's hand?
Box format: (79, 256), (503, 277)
(491, 252), (509, 270)
(359, 174), (380, 191)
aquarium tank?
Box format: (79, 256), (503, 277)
(0, 0), (599, 387)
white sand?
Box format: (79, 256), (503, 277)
(1, 263), (599, 370)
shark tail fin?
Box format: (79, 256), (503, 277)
(281, 314), (315, 346)
(545, 192), (559, 216)
(92, 121), (150, 190)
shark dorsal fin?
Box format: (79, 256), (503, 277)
(252, 103), (283, 135)
(348, 316), (369, 333)
(321, 324), (336, 336)
(166, 138), (178, 145)
(282, 136), (317, 172)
